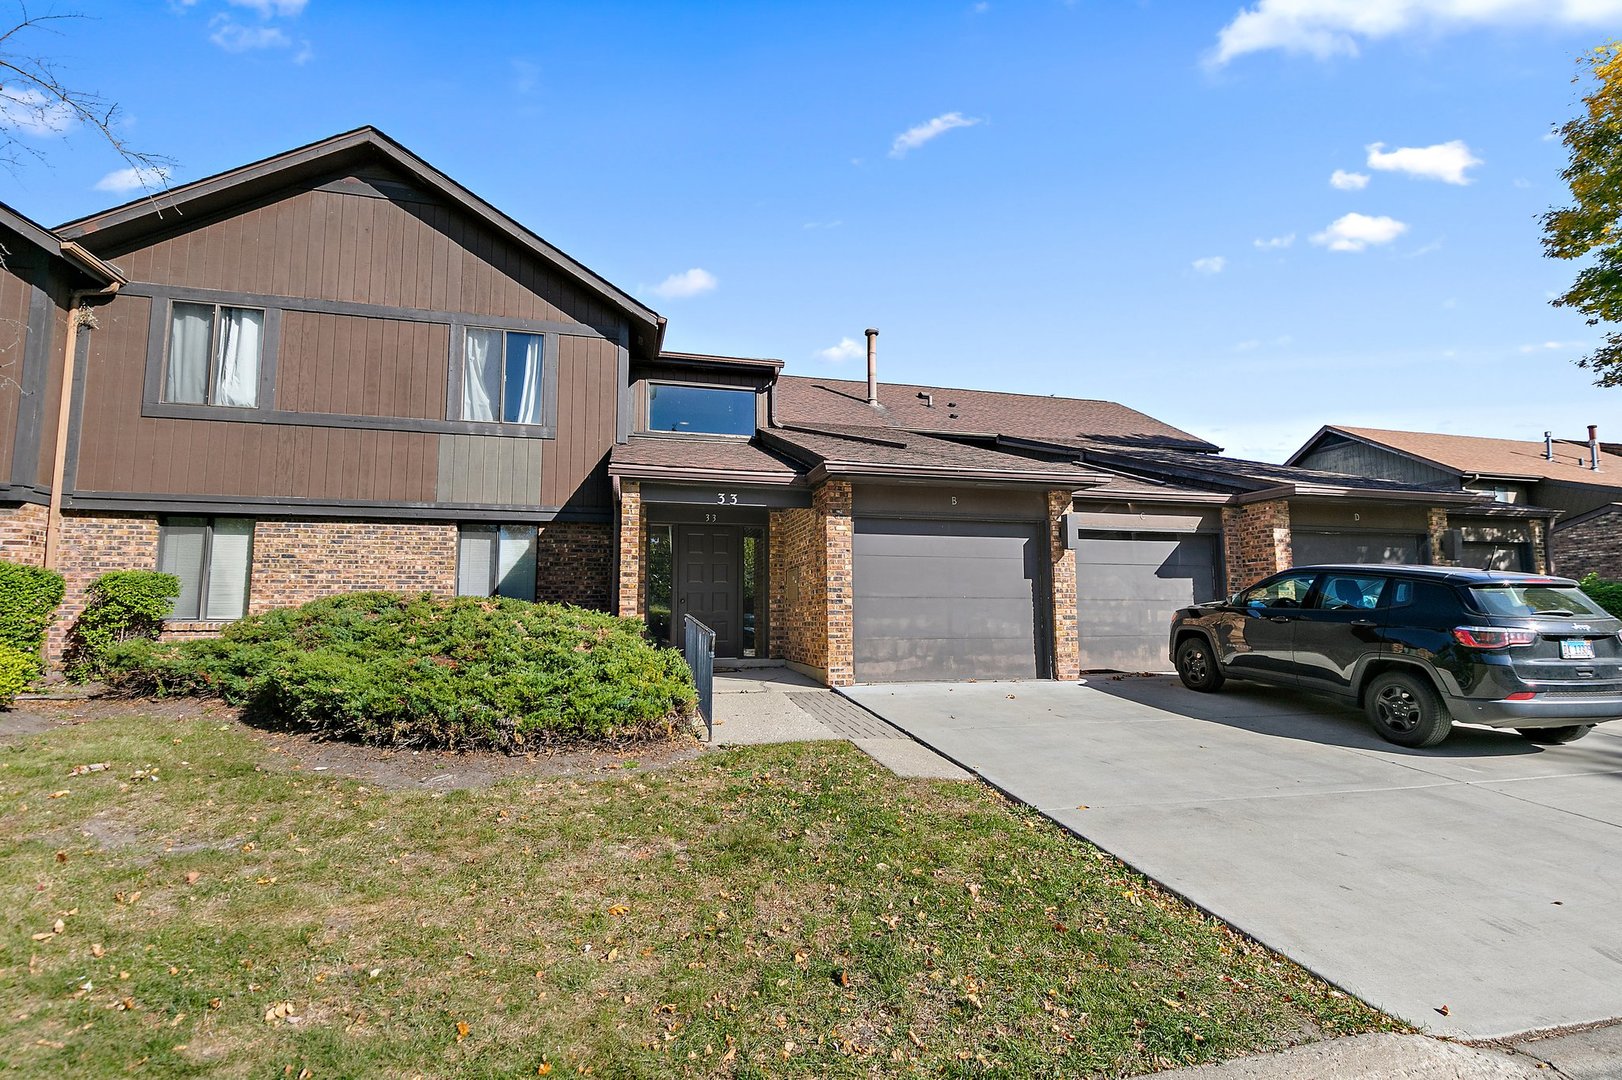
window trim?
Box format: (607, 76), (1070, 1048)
(158, 299), (272, 410)
(639, 379), (761, 438)
(447, 324), (559, 435)
(157, 516), (255, 623)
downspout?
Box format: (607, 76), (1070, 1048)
(43, 283), (121, 569)
(610, 473), (623, 616)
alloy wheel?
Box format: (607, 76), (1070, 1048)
(1375, 685), (1421, 733)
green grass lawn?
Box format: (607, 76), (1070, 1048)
(0, 705), (1401, 1078)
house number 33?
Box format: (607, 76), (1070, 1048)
(715, 493), (739, 504)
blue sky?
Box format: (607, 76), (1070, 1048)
(7, 0), (1622, 460)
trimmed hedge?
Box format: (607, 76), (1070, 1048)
(65, 570), (181, 681)
(0, 560), (64, 706)
(1579, 573), (1622, 619)
(101, 592), (697, 750)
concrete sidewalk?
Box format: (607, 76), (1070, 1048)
(704, 666), (970, 780)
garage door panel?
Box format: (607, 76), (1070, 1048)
(854, 518), (1043, 683)
(854, 554), (1037, 598)
(1077, 534), (1220, 673)
(1292, 532), (1422, 566)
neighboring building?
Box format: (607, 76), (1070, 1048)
(1288, 426), (1616, 578)
(0, 128), (1503, 684)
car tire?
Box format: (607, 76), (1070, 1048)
(1175, 638), (1225, 693)
(1516, 725), (1594, 745)
(1365, 671), (1452, 748)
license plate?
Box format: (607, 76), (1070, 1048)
(1560, 639), (1596, 660)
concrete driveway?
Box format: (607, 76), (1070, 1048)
(841, 676), (1622, 1041)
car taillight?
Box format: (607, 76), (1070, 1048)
(1452, 627), (1537, 649)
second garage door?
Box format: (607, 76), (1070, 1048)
(852, 518), (1044, 683)
(1075, 533), (1221, 673)
(1292, 530), (1424, 566)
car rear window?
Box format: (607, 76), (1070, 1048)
(1467, 585), (1608, 618)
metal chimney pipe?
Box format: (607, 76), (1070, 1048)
(1589, 424), (1600, 471)
(1545, 431), (1554, 461)
(865, 328), (879, 406)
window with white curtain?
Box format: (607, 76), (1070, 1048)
(157, 518), (254, 621)
(162, 301), (264, 408)
(460, 328), (543, 424)
(457, 524), (538, 600)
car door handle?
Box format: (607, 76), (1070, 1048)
(1351, 619), (1376, 628)
(1269, 616), (1293, 623)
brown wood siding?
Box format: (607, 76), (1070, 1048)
(67, 171), (627, 513)
(105, 175), (618, 331)
(276, 310), (449, 419)
(0, 255), (32, 484)
(541, 333), (618, 512)
(73, 292), (438, 503)
(33, 280), (72, 489)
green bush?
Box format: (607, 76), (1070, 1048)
(101, 592), (697, 750)
(65, 570), (181, 681)
(1579, 573), (1622, 618)
(0, 643), (38, 707)
(0, 560), (64, 666)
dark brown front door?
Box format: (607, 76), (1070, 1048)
(677, 526), (739, 657)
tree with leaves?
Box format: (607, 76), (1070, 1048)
(1544, 43), (1622, 387)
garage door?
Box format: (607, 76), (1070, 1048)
(1292, 531), (1424, 566)
(1075, 533), (1221, 673)
(853, 518), (1044, 683)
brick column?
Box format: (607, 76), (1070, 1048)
(1426, 508), (1453, 566)
(616, 480), (643, 619)
(1047, 489), (1079, 680)
(818, 480), (855, 686)
(1221, 499), (1292, 595)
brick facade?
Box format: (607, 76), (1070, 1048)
(769, 479), (853, 685)
(48, 512), (161, 661)
(616, 480), (644, 618)
(1530, 518), (1550, 575)
(1048, 489), (1079, 680)
(1221, 499), (1292, 594)
(247, 520), (458, 613)
(534, 522), (614, 610)
(1554, 512), (1618, 579)
(1427, 507), (1453, 567)
(0, 502), (48, 567)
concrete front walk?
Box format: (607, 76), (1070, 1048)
(841, 676), (1622, 1042)
(707, 666), (970, 780)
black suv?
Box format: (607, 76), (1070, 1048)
(1168, 565), (1622, 748)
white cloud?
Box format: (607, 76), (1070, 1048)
(648, 268), (717, 300)
(0, 88), (77, 137)
(1253, 233), (1295, 249)
(1310, 212), (1408, 252)
(95, 165), (172, 192)
(1192, 255), (1227, 274)
(292, 38), (314, 64)
(226, 0), (307, 13)
(1330, 169), (1369, 190)
(889, 112), (982, 158)
(1366, 140), (1481, 184)
(1518, 340), (1586, 353)
(972, 1), (990, 11)
(1209, 0), (1622, 65)
(802, 219), (843, 230)
(209, 17), (292, 51)
(816, 337), (865, 363)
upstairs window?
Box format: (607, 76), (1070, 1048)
(646, 384), (756, 436)
(163, 302), (263, 408)
(158, 517), (254, 621)
(462, 328), (544, 424)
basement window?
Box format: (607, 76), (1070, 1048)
(646, 384), (756, 436)
(158, 518), (254, 621)
(457, 525), (537, 600)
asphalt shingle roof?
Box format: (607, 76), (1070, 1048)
(1298, 426), (1622, 486)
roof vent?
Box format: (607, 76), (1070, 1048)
(1590, 424), (1601, 471)
(865, 328), (879, 407)
(918, 391), (933, 407)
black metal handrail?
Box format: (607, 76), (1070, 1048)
(682, 614), (716, 741)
